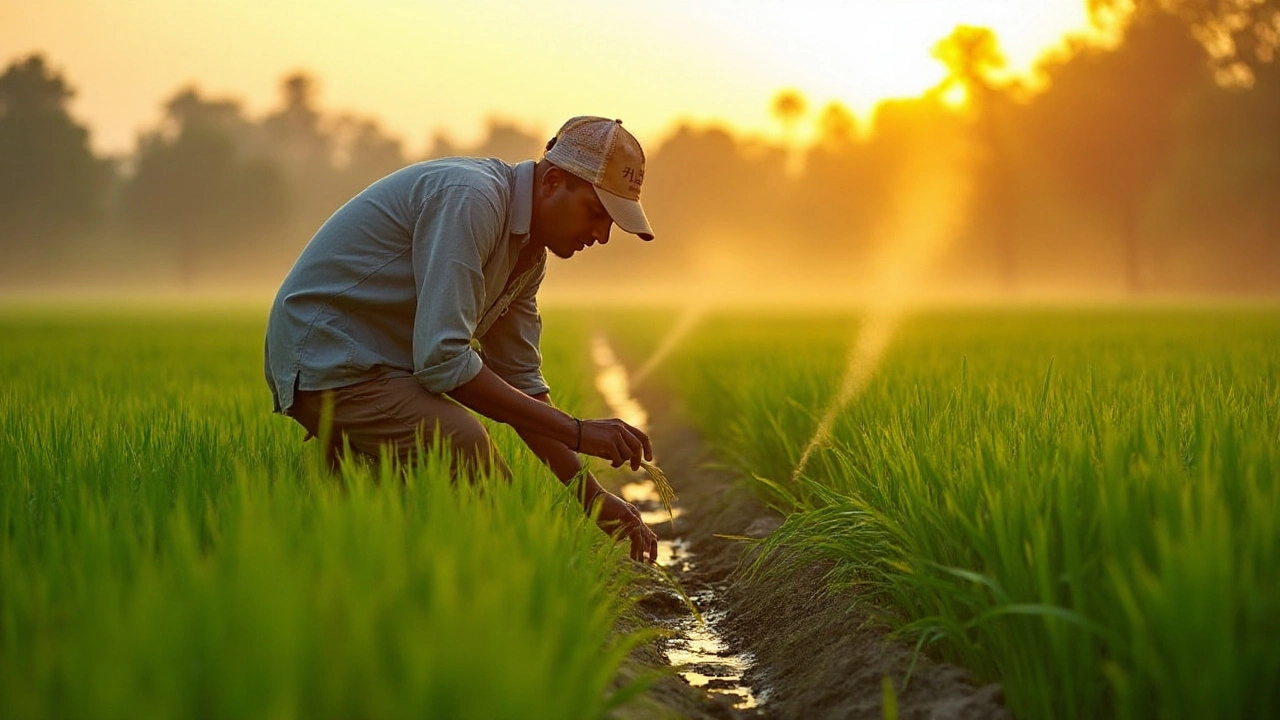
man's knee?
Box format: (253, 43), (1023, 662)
(431, 416), (510, 478)
(289, 377), (509, 478)
(439, 414), (489, 456)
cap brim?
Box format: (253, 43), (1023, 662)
(594, 186), (654, 241)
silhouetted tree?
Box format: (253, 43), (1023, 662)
(1160, 56), (1280, 290)
(771, 88), (808, 174)
(933, 26), (1021, 290)
(795, 102), (882, 275)
(815, 102), (858, 151)
(423, 130), (461, 160)
(623, 123), (792, 283)
(1093, 0), (1280, 83)
(771, 89), (807, 136)
(261, 72), (331, 175)
(330, 114), (405, 194)
(1023, 13), (1208, 293)
(647, 125), (783, 238)
(469, 118), (544, 162)
(423, 118), (543, 162)
(0, 54), (110, 260)
(120, 86), (287, 284)
(257, 72), (352, 235)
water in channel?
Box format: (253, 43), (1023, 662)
(590, 333), (761, 711)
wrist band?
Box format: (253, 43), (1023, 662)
(574, 417), (583, 452)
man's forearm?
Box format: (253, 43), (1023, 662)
(517, 392), (603, 507)
(449, 371), (601, 504)
(447, 366), (577, 445)
(450, 367), (651, 471)
(515, 425), (604, 508)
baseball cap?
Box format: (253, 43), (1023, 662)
(544, 116), (655, 241)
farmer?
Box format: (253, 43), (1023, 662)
(265, 116), (660, 562)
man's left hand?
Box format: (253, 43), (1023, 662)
(590, 490), (659, 564)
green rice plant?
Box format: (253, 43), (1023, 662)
(0, 307), (655, 719)
(665, 306), (1280, 720)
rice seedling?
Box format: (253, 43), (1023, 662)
(663, 305), (1280, 720)
(0, 306), (657, 719)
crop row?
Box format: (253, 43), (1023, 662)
(658, 307), (1280, 720)
(0, 310), (649, 719)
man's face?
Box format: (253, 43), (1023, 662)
(534, 170), (615, 259)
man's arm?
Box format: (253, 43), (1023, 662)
(450, 374), (657, 563)
(466, 266), (657, 561)
(515, 392), (659, 565)
(448, 366), (653, 470)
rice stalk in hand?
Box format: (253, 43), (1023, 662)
(639, 460), (677, 527)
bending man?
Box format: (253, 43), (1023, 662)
(265, 116), (660, 562)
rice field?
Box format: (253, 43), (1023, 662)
(652, 306), (1280, 720)
(0, 307), (652, 719)
(3, 303), (1278, 719)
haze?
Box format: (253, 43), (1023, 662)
(3, 0), (1279, 302)
(2, 0), (1098, 155)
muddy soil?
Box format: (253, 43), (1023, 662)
(611, 384), (1012, 720)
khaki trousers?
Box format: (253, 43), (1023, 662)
(288, 376), (510, 478)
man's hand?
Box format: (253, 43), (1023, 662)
(448, 370), (652, 469)
(578, 419), (652, 471)
(590, 490), (659, 564)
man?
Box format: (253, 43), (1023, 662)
(265, 116), (660, 563)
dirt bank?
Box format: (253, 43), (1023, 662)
(614, 384), (1011, 720)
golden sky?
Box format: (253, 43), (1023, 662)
(2, 0), (1101, 156)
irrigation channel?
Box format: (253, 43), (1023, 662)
(589, 333), (1012, 720)
(589, 333), (764, 712)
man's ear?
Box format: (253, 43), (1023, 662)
(540, 165), (565, 198)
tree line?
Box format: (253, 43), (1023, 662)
(1, 0), (1277, 296)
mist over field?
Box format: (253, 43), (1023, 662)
(2, 5), (1279, 304)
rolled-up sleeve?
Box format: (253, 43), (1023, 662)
(480, 257), (550, 396)
(410, 189), (502, 394)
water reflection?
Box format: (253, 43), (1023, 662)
(589, 333), (762, 711)
(590, 333), (649, 431)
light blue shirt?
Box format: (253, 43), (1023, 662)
(264, 157), (549, 414)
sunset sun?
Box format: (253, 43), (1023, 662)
(4, 0), (1107, 153)
(689, 0), (1101, 131)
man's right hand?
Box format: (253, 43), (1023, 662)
(577, 418), (652, 470)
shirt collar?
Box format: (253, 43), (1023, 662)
(508, 160), (535, 241)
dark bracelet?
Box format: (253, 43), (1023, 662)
(574, 417), (583, 452)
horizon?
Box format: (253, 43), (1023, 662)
(2, 0), (1104, 157)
